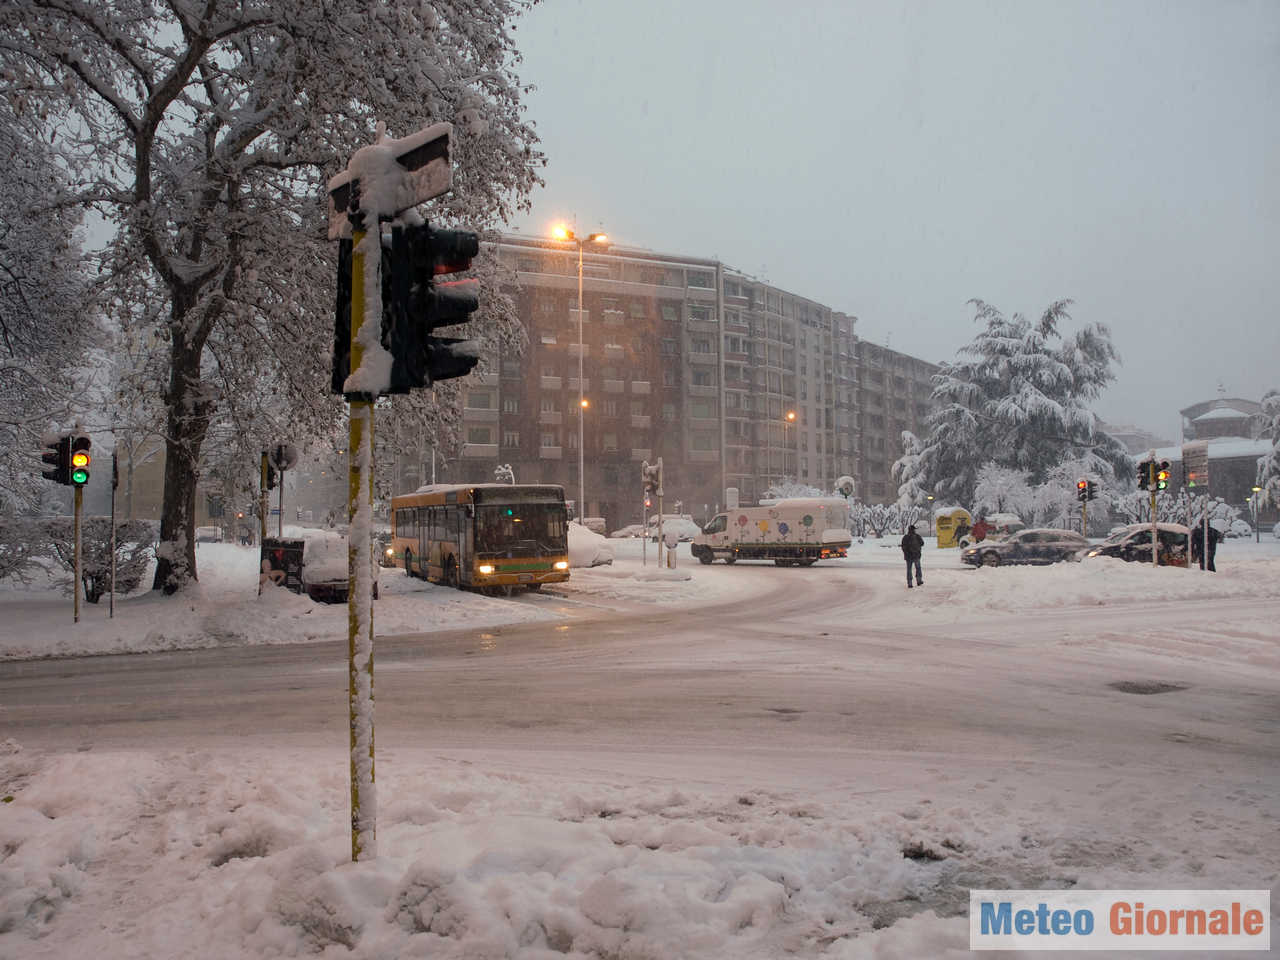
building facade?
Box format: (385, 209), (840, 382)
(448, 234), (937, 532)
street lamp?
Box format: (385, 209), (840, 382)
(553, 224), (608, 521)
(1252, 485), (1262, 543)
(784, 410), (796, 481)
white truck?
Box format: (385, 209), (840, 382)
(690, 498), (852, 566)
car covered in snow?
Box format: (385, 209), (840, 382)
(568, 522), (614, 567)
(961, 527), (1089, 567)
(1083, 523), (1190, 567)
(300, 529), (380, 602)
(609, 524), (647, 539)
(646, 515), (702, 543)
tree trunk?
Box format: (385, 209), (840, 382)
(151, 299), (214, 594)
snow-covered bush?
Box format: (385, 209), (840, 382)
(44, 518), (158, 603)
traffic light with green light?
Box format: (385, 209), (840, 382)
(70, 436), (91, 485)
(1155, 461), (1171, 491)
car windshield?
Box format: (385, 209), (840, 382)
(476, 503), (567, 557)
(1101, 529), (1136, 546)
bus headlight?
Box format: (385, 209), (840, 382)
(554, 560), (569, 570)
(385, 548), (394, 558)
(478, 564), (495, 575)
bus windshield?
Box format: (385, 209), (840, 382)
(475, 503), (567, 557)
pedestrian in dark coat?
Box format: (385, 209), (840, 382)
(1202, 522), (1220, 572)
(901, 524), (924, 588)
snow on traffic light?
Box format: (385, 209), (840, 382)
(41, 435), (70, 486)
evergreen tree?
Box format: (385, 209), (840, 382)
(1257, 389), (1280, 507)
(897, 299), (1129, 506)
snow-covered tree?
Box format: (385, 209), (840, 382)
(762, 479), (824, 500)
(0, 0), (543, 592)
(897, 300), (1130, 506)
(1257, 388), (1280, 507)
(0, 110), (97, 514)
(1113, 489), (1242, 530)
(971, 465), (1035, 520)
(892, 431), (930, 509)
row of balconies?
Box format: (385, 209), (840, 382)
(536, 411), (652, 428)
(539, 376), (651, 393)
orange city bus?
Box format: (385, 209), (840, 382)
(391, 483), (570, 592)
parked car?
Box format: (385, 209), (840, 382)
(195, 525), (223, 543)
(961, 527), (1089, 567)
(569, 521), (614, 567)
(609, 524), (647, 539)
(1084, 523), (1190, 567)
(374, 530), (397, 567)
(300, 530), (380, 602)
(646, 515), (702, 543)
(958, 512), (1024, 549)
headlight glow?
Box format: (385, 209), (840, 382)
(478, 564), (495, 575)
(385, 548), (394, 557)
(554, 560), (569, 570)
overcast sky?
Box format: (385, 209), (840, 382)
(506, 0), (1279, 442)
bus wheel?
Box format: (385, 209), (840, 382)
(403, 549), (414, 577)
(526, 583), (543, 592)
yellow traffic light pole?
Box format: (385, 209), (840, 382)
(73, 484), (82, 624)
(347, 228), (376, 861)
(1149, 462), (1158, 569)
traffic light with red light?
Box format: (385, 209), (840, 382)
(1076, 479), (1088, 502)
(41, 435), (70, 485)
(69, 436), (91, 485)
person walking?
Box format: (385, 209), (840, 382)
(901, 523), (924, 588)
(1203, 522), (1220, 572)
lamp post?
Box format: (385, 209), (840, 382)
(785, 410), (796, 482)
(553, 225), (608, 521)
(926, 494), (935, 535)
(1252, 485), (1262, 543)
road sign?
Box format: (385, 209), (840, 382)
(1182, 440), (1209, 488)
(327, 123), (453, 239)
(268, 443), (298, 472)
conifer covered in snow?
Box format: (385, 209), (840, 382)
(896, 300), (1130, 506)
(0, 0), (544, 591)
(1257, 388), (1280, 507)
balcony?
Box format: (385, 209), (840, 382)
(630, 448), (651, 461)
(603, 344), (625, 361)
(569, 309), (589, 325)
(602, 309), (625, 325)
(567, 377), (591, 392)
(688, 449), (719, 463)
(567, 343), (589, 358)
(463, 407), (499, 423)
(539, 445), (562, 459)
(603, 379), (625, 393)
(631, 381), (651, 395)
(687, 383), (718, 397)
(461, 443), (498, 459)
(540, 376), (562, 390)
(687, 352), (718, 365)
(470, 372), (499, 386)
(630, 415), (651, 429)
(538, 410), (563, 426)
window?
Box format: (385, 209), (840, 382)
(603, 399), (618, 417)
(541, 364), (559, 378)
(540, 432), (559, 448)
(689, 304), (713, 323)
(540, 397), (559, 412)
(467, 390), (492, 409)
(540, 333), (557, 345)
(661, 338), (678, 356)
(692, 432), (717, 450)
(629, 302), (647, 318)
(467, 427), (492, 444)
(692, 369), (715, 386)
(630, 400), (646, 415)
(688, 270), (714, 288)
(661, 304), (679, 323)
(502, 396), (520, 414)
(663, 368), (678, 387)
(501, 359), (521, 377)
(662, 402), (677, 421)
(602, 433), (618, 452)
(502, 430), (519, 447)
(692, 338), (712, 354)
(691, 398), (715, 419)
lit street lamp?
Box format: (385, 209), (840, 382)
(553, 224), (608, 521)
(784, 410), (796, 481)
(1252, 485), (1262, 543)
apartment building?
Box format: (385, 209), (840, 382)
(453, 234), (937, 531)
(852, 341), (938, 502)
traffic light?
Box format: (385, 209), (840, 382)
(265, 462), (278, 491)
(69, 435), (91, 485)
(641, 460), (662, 499)
(41, 435), (70, 485)
(1137, 460), (1151, 490)
(332, 222), (482, 397)
(1086, 480), (1098, 501)
(1076, 479), (1088, 502)
(1155, 460), (1171, 491)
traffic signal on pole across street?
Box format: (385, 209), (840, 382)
(1076, 479), (1088, 502)
(41, 435), (70, 485)
(1156, 461), (1171, 491)
(1086, 480), (1097, 501)
(69, 436), (91, 485)
(1137, 460), (1151, 490)
(642, 461), (662, 499)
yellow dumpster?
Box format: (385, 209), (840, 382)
(934, 507), (973, 549)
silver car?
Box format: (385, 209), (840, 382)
(962, 528), (1089, 567)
